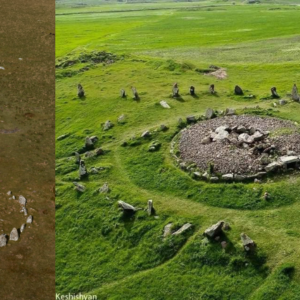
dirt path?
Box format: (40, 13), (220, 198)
(0, 0), (55, 299)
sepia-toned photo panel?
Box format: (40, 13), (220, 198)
(0, 0), (55, 299)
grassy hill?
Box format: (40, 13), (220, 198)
(56, 1), (300, 298)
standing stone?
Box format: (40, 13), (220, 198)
(186, 116), (196, 124)
(120, 89), (126, 98)
(20, 224), (26, 233)
(26, 215), (33, 224)
(292, 84), (299, 101)
(209, 84), (215, 94)
(118, 114), (126, 124)
(225, 108), (236, 116)
(205, 108), (215, 119)
(0, 234), (7, 247)
(99, 183), (110, 193)
(147, 199), (154, 216)
(204, 221), (224, 238)
(79, 160), (88, 179)
(131, 86), (139, 100)
(271, 87), (279, 98)
(241, 233), (256, 251)
(172, 83), (179, 98)
(234, 85), (244, 95)
(10, 228), (19, 241)
(163, 223), (173, 238)
(85, 137), (94, 149)
(75, 152), (81, 164)
(103, 120), (113, 131)
(7, 191), (12, 196)
(19, 195), (27, 206)
(190, 86), (195, 96)
(77, 84), (85, 98)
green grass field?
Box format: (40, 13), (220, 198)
(56, 0), (300, 298)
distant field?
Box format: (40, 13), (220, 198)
(56, 1), (300, 299)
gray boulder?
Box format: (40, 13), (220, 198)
(0, 234), (7, 247)
(205, 108), (215, 119)
(172, 223), (193, 236)
(10, 228), (19, 241)
(204, 221), (224, 238)
(241, 233), (256, 251)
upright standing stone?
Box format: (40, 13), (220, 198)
(131, 86), (139, 100)
(85, 137), (94, 149)
(77, 84), (85, 98)
(20, 224), (26, 233)
(120, 89), (126, 98)
(190, 86), (195, 96)
(26, 215), (33, 224)
(209, 84), (215, 94)
(79, 160), (88, 179)
(0, 234), (7, 247)
(292, 84), (299, 101)
(172, 83), (179, 98)
(75, 152), (81, 164)
(147, 199), (154, 216)
(10, 228), (19, 241)
(205, 108), (215, 119)
(241, 233), (256, 251)
(234, 85), (243, 95)
(271, 87), (279, 98)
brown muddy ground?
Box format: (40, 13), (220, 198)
(0, 0), (55, 299)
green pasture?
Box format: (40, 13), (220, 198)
(56, 0), (300, 298)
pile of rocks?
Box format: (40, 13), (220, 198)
(179, 115), (300, 180)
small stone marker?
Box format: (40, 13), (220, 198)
(0, 234), (7, 247)
(103, 120), (113, 131)
(147, 199), (154, 216)
(20, 224), (26, 233)
(77, 84), (85, 98)
(234, 85), (244, 95)
(172, 83), (179, 98)
(205, 108), (215, 119)
(73, 182), (86, 193)
(172, 223), (192, 236)
(79, 160), (88, 179)
(271, 87), (279, 98)
(10, 228), (19, 241)
(99, 183), (110, 194)
(19, 195), (27, 206)
(131, 86), (139, 100)
(75, 152), (81, 164)
(163, 223), (173, 238)
(85, 136), (94, 149)
(190, 86), (195, 95)
(160, 100), (171, 109)
(120, 89), (126, 98)
(26, 215), (33, 224)
(118, 200), (136, 213)
(204, 221), (224, 238)
(292, 84), (299, 101)
(241, 233), (256, 251)
(209, 84), (215, 94)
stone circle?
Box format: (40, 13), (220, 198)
(178, 115), (300, 180)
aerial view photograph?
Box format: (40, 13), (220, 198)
(0, 0), (55, 299)
(53, 0), (299, 299)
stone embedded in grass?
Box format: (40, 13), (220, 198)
(190, 86), (195, 95)
(10, 228), (19, 241)
(292, 84), (299, 101)
(131, 86), (139, 100)
(19, 195), (27, 206)
(75, 152), (81, 164)
(148, 141), (161, 152)
(147, 199), (155, 216)
(103, 120), (114, 131)
(73, 182), (86, 193)
(209, 84), (215, 94)
(7, 191), (12, 196)
(120, 89), (126, 98)
(20, 224), (26, 233)
(26, 215), (33, 224)
(77, 84), (85, 98)
(204, 221), (224, 238)
(172, 83), (179, 98)
(85, 136), (94, 149)
(205, 108), (215, 119)
(118, 114), (126, 124)
(172, 223), (193, 236)
(0, 234), (7, 247)
(186, 116), (196, 124)
(160, 100), (171, 109)
(160, 124), (168, 131)
(118, 200), (136, 213)
(57, 134), (69, 141)
(79, 160), (88, 179)
(278, 99), (287, 106)
(234, 85), (244, 95)
(99, 183), (110, 194)
(241, 233), (256, 252)
(163, 223), (173, 238)
(141, 131), (151, 138)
